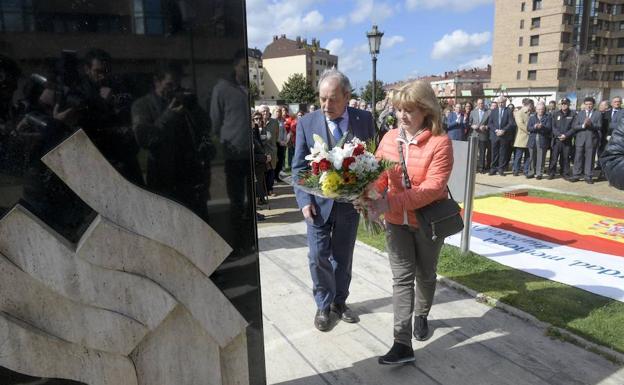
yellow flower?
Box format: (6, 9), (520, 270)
(321, 171), (342, 197)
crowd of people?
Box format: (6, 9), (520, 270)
(251, 104), (305, 220)
(377, 94), (621, 184)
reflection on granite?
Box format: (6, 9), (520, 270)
(0, 0), (264, 383)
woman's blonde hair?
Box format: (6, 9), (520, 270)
(389, 80), (444, 136)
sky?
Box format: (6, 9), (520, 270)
(245, 0), (495, 92)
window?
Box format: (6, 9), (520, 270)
(518, 54), (522, 63)
(619, 38), (624, 48)
(528, 70), (537, 80)
(519, 36), (524, 46)
(532, 0), (542, 11)
(561, 32), (571, 43)
(517, 70), (521, 80)
(521, 2), (526, 11)
(530, 35), (539, 46)
(133, 0), (164, 35)
(616, 55), (624, 64)
(520, 19), (524, 29)
(615, 71), (624, 80)
(531, 17), (540, 28)
(620, 21), (624, 31)
(529, 53), (538, 63)
(0, 0), (34, 32)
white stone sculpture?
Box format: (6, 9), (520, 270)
(0, 130), (251, 385)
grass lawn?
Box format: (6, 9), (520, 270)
(357, 189), (624, 354)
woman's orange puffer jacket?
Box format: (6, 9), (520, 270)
(374, 128), (454, 227)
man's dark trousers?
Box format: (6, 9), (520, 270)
(307, 202), (359, 310)
(491, 137), (510, 173)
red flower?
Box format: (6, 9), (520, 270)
(312, 161), (320, 175)
(353, 144), (365, 156)
(343, 172), (356, 184)
(342, 156), (356, 170)
(319, 159), (332, 172)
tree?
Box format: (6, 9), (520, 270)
(350, 88), (359, 99)
(560, 47), (594, 92)
(249, 82), (259, 106)
(279, 73), (316, 104)
(361, 80), (386, 106)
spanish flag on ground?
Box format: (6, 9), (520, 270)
(471, 196), (624, 257)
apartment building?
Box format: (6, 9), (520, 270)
(489, 0), (624, 105)
(262, 35), (338, 100)
(248, 47), (264, 98)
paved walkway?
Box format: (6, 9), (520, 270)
(258, 177), (624, 385)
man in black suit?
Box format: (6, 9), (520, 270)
(570, 96), (602, 184)
(487, 96), (516, 175)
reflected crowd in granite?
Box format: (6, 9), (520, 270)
(0, 0), (264, 384)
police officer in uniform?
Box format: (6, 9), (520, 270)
(548, 98), (576, 180)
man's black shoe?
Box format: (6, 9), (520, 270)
(498, 171), (505, 176)
(585, 178), (594, 184)
(488, 171), (496, 176)
(568, 176), (579, 182)
(536, 175), (543, 180)
(314, 309), (331, 332)
(547, 174), (555, 180)
(513, 171), (519, 176)
(331, 303), (359, 323)
(413, 315), (430, 341)
(378, 342), (415, 365)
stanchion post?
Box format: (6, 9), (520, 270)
(460, 132), (479, 255)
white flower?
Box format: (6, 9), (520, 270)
(305, 134), (329, 162)
(329, 146), (345, 170)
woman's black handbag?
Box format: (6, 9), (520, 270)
(397, 138), (464, 241)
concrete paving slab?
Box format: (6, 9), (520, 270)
(259, 222), (624, 385)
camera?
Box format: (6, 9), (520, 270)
(171, 89), (197, 109)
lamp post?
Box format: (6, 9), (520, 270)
(367, 25), (383, 134)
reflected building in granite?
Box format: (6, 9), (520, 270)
(0, 1), (265, 384)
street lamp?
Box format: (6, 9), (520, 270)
(367, 25), (383, 131)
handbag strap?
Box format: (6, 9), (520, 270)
(396, 136), (455, 201)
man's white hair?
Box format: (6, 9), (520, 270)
(318, 68), (352, 94)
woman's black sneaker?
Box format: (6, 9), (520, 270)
(378, 342), (415, 365)
(413, 315), (430, 341)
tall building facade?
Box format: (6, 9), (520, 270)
(248, 47), (264, 98)
(489, 0), (624, 105)
(262, 35), (338, 100)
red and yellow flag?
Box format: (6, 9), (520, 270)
(471, 196), (624, 256)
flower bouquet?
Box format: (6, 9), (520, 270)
(295, 134), (392, 233)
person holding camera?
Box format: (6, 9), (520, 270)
(132, 62), (211, 216)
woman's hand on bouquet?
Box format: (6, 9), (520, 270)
(367, 196), (389, 220)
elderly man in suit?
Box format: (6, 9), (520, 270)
(487, 96), (516, 176)
(445, 103), (465, 140)
(470, 99), (491, 173)
(570, 96), (602, 184)
(292, 69), (375, 332)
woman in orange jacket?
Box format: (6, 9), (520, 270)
(366, 80), (454, 365)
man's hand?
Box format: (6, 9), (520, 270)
(584, 117), (591, 126)
(168, 98), (184, 113)
(559, 134), (566, 141)
(99, 86), (112, 100)
(495, 129), (504, 137)
(302, 204), (317, 222)
(53, 104), (75, 122)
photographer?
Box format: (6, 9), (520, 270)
(71, 49), (143, 185)
(132, 62), (213, 216)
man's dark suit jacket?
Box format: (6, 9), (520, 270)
(292, 107), (375, 225)
(487, 107), (516, 141)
